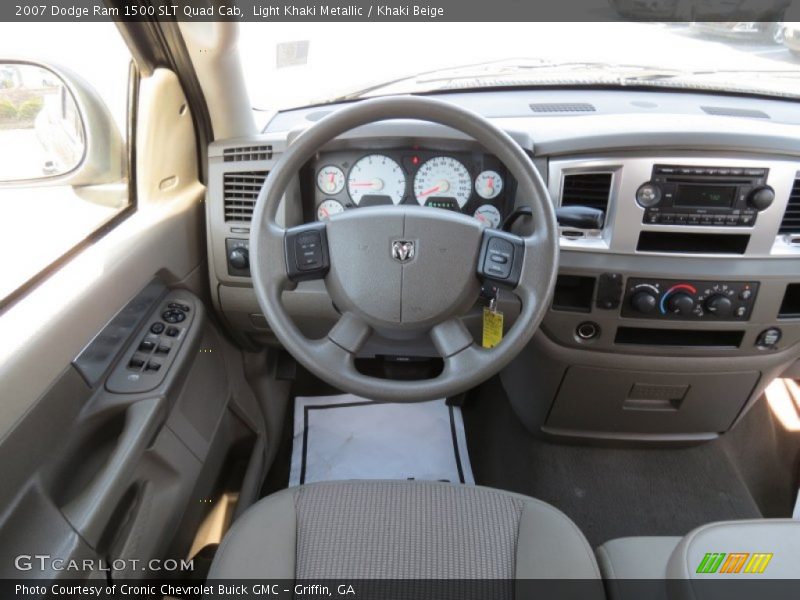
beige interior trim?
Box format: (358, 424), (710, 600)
(188, 492), (239, 559)
(0, 68), (203, 441)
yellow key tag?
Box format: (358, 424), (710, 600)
(482, 307), (504, 349)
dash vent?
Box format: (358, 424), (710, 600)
(223, 171), (268, 222)
(223, 145), (273, 162)
(700, 106), (769, 119)
(779, 178), (800, 235)
(561, 172), (613, 213)
(530, 102), (595, 114)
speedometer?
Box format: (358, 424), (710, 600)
(347, 154), (406, 206)
(413, 156), (472, 209)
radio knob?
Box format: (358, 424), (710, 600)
(705, 294), (733, 318)
(636, 182), (662, 208)
(748, 185), (775, 211)
(666, 292), (695, 316)
(630, 290), (658, 314)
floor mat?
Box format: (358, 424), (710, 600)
(463, 377), (763, 547)
(289, 394), (474, 487)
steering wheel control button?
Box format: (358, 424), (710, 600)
(478, 230), (525, 287)
(285, 223), (331, 282)
(149, 322), (165, 335)
(162, 309), (186, 324)
(756, 328), (781, 349)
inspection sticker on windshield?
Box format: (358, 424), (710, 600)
(482, 307), (503, 348)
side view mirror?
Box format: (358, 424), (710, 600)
(0, 60), (125, 188)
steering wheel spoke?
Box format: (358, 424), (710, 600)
(328, 311), (372, 355)
(431, 317), (474, 358)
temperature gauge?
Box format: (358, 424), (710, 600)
(317, 166), (345, 195)
(474, 204), (501, 228)
(475, 170), (503, 200)
(317, 199), (344, 221)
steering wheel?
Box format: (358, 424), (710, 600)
(250, 96), (558, 402)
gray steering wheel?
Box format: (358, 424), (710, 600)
(250, 96), (558, 402)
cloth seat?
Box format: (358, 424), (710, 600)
(208, 479), (601, 581)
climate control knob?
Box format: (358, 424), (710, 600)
(631, 290), (658, 314)
(704, 294), (733, 318)
(228, 247), (250, 270)
(666, 292), (695, 316)
(748, 185), (775, 211)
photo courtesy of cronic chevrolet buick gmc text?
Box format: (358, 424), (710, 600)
(0, 4), (799, 600)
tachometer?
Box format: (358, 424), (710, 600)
(317, 199), (344, 221)
(347, 154), (406, 206)
(317, 166), (345, 195)
(475, 170), (503, 200)
(413, 156), (472, 208)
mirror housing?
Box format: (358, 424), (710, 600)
(0, 59), (125, 187)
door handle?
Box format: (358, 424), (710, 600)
(61, 397), (165, 548)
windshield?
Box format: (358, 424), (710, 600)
(239, 22), (800, 111)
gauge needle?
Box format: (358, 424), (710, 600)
(350, 178), (384, 190)
(320, 208), (329, 218)
(418, 185), (441, 198)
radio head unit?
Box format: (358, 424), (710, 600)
(636, 165), (774, 227)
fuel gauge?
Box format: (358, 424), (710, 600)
(474, 204), (501, 228)
(317, 199), (344, 220)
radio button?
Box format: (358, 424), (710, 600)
(739, 214), (755, 226)
(686, 215), (700, 225)
(636, 183), (662, 208)
(661, 214), (674, 224)
(724, 216), (739, 225)
(699, 216), (713, 225)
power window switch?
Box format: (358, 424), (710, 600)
(138, 340), (156, 352)
(128, 356), (145, 369)
(145, 361), (161, 372)
(156, 345), (170, 355)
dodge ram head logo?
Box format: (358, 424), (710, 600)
(391, 240), (415, 262)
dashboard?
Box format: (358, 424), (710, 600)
(206, 87), (800, 442)
(303, 149), (514, 228)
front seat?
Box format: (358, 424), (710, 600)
(208, 480), (600, 580)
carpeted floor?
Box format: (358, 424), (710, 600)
(462, 377), (766, 547)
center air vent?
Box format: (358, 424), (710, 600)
(779, 178), (800, 235)
(561, 172), (613, 213)
(530, 102), (595, 114)
(223, 145), (273, 162)
(223, 171), (268, 222)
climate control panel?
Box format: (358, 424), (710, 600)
(621, 278), (758, 321)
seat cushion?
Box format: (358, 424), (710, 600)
(597, 536), (681, 580)
(208, 480), (600, 580)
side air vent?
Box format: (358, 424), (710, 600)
(779, 178), (800, 235)
(223, 145), (273, 162)
(700, 106), (769, 119)
(561, 173), (613, 213)
(224, 171), (268, 222)
(530, 102), (595, 114)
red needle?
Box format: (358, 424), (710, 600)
(419, 185), (441, 198)
(329, 173), (335, 183)
(320, 208), (329, 218)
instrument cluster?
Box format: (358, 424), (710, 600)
(307, 149), (513, 228)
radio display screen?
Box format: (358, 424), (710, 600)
(674, 184), (736, 209)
